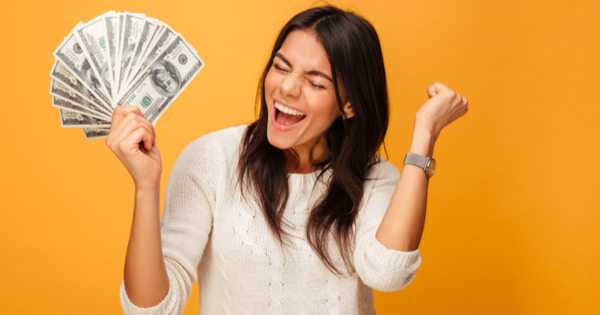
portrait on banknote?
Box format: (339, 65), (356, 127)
(81, 59), (102, 93)
(150, 60), (181, 97)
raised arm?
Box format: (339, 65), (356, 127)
(105, 105), (169, 307)
(376, 82), (469, 251)
(107, 106), (220, 315)
(108, 107), (218, 314)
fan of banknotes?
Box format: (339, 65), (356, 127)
(50, 11), (204, 140)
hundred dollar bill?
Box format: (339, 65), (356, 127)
(117, 35), (204, 125)
(124, 19), (160, 87)
(50, 79), (112, 118)
(123, 25), (176, 94)
(130, 23), (164, 74)
(74, 11), (116, 104)
(103, 15), (119, 99)
(53, 29), (112, 108)
(52, 96), (111, 121)
(50, 60), (113, 115)
(83, 127), (110, 140)
(114, 13), (124, 98)
(130, 24), (164, 77)
(59, 108), (111, 128)
(116, 12), (146, 97)
(112, 13), (125, 100)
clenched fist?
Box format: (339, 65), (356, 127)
(105, 105), (162, 188)
(415, 82), (469, 139)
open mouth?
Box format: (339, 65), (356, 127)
(274, 101), (306, 127)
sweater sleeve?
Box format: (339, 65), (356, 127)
(353, 160), (422, 292)
(119, 134), (221, 315)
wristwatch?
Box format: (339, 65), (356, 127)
(403, 153), (436, 179)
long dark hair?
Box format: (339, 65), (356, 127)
(237, 5), (389, 276)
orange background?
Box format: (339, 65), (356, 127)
(1, 0), (599, 314)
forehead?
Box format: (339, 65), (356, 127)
(277, 29), (332, 76)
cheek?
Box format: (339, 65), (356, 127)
(264, 69), (277, 98)
(309, 94), (339, 121)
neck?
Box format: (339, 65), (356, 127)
(284, 135), (330, 174)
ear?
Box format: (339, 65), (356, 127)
(342, 101), (355, 119)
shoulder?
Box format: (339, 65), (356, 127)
(183, 124), (249, 157)
(187, 124), (249, 150)
(366, 154), (401, 183)
(356, 155), (400, 221)
(175, 124), (249, 171)
(170, 125), (249, 194)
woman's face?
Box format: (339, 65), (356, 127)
(265, 29), (342, 153)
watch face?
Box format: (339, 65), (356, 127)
(427, 158), (436, 178)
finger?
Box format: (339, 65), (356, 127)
(111, 116), (155, 152)
(107, 112), (139, 147)
(136, 119), (155, 151)
(109, 112), (153, 145)
(115, 126), (150, 157)
(143, 128), (154, 152)
(127, 127), (155, 153)
(433, 82), (450, 93)
(117, 116), (154, 146)
(123, 125), (154, 152)
(111, 105), (144, 128)
(428, 82), (452, 99)
(116, 126), (155, 158)
(427, 84), (437, 99)
(135, 121), (154, 152)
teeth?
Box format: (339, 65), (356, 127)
(275, 102), (306, 116)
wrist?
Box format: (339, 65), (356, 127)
(134, 177), (161, 193)
(410, 125), (436, 157)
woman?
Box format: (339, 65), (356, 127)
(106, 5), (468, 315)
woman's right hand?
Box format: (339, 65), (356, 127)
(105, 105), (162, 188)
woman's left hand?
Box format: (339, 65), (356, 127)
(415, 82), (469, 139)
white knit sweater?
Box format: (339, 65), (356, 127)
(119, 125), (421, 315)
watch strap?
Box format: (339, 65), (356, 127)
(403, 153), (428, 169)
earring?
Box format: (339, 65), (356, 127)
(341, 112), (347, 120)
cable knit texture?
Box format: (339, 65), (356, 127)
(119, 125), (421, 315)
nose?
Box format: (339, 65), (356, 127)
(280, 72), (302, 98)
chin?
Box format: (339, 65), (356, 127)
(266, 127), (292, 150)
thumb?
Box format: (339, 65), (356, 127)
(427, 82), (450, 99)
(426, 84), (437, 99)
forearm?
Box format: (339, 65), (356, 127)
(123, 182), (169, 307)
(375, 126), (435, 251)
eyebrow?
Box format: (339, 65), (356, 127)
(275, 52), (333, 82)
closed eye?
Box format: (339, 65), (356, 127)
(308, 81), (324, 89)
(274, 64), (289, 72)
